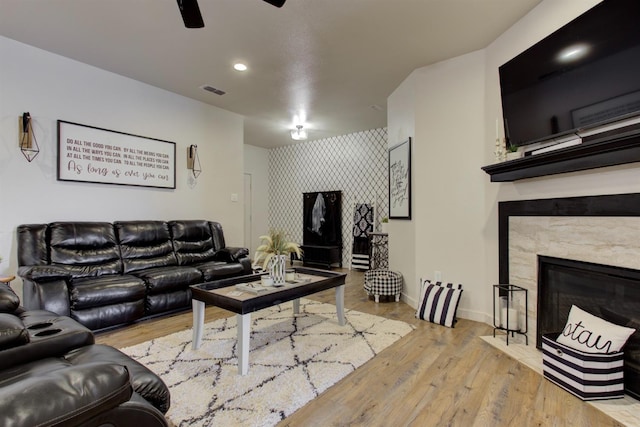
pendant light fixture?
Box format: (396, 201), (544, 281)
(290, 125), (307, 141)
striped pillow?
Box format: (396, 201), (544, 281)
(416, 280), (463, 328)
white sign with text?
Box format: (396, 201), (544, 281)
(57, 121), (176, 189)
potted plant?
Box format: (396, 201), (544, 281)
(506, 143), (521, 161)
(380, 217), (389, 233)
(253, 229), (302, 284)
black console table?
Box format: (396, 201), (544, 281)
(300, 245), (342, 269)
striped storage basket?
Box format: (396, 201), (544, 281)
(542, 333), (625, 401)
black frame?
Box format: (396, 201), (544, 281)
(388, 137), (411, 219)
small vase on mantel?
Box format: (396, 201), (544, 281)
(268, 254), (287, 285)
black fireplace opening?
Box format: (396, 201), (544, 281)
(537, 255), (640, 399)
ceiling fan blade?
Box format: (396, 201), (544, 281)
(263, 0), (286, 7)
(177, 0), (204, 28)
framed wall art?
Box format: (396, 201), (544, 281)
(388, 137), (411, 219)
(57, 120), (176, 189)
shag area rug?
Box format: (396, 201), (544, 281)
(122, 299), (414, 427)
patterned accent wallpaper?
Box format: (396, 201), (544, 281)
(269, 128), (388, 267)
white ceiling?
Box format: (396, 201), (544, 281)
(0, 0), (541, 148)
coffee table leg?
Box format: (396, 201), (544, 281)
(237, 313), (251, 375)
(293, 298), (300, 315)
(336, 284), (345, 326)
(192, 300), (205, 350)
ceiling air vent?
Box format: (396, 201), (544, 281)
(201, 85), (226, 96)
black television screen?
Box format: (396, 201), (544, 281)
(499, 0), (640, 147)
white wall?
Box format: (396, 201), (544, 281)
(388, 51), (486, 315)
(387, 72), (416, 305)
(0, 36), (245, 297)
(388, 0), (640, 323)
(243, 144), (270, 257)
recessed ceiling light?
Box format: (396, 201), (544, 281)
(233, 63), (248, 71)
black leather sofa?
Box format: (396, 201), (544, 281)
(0, 281), (170, 426)
(17, 220), (251, 331)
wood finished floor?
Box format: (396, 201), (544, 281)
(96, 269), (622, 427)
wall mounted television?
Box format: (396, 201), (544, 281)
(499, 0), (640, 147)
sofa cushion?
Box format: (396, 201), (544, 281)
(195, 261), (245, 281)
(133, 265), (202, 294)
(70, 275), (146, 310)
(16, 223), (49, 266)
(0, 357), (70, 382)
(71, 301), (145, 331)
(0, 360), (132, 427)
(169, 220), (216, 265)
(50, 222), (122, 278)
(147, 290), (192, 315)
(116, 221), (179, 274)
(65, 344), (171, 414)
(209, 221), (227, 250)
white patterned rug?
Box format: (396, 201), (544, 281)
(121, 299), (414, 427)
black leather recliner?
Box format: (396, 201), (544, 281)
(0, 281), (170, 426)
(17, 220), (251, 331)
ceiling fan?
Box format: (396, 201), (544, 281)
(177, 0), (286, 28)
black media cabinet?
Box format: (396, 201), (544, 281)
(300, 245), (342, 269)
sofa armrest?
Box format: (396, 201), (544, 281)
(228, 246), (249, 259)
(0, 361), (132, 427)
(65, 344), (170, 414)
(90, 392), (169, 427)
(0, 312), (94, 371)
(226, 246), (250, 261)
(18, 265), (72, 281)
(21, 278), (71, 315)
(0, 283), (20, 313)
(0, 314), (29, 351)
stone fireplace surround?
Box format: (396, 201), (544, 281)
(499, 193), (640, 401)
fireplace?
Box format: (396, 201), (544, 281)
(537, 255), (640, 399)
(499, 193), (640, 401)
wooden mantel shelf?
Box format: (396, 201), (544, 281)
(481, 126), (640, 182)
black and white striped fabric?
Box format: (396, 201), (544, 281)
(351, 203), (373, 270)
(542, 333), (625, 401)
(416, 279), (463, 328)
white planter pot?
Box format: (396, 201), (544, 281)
(380, 223), (388, 233)
(268, 254), (287, 285)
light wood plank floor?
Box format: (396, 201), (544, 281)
(96, 269), (623, 426)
